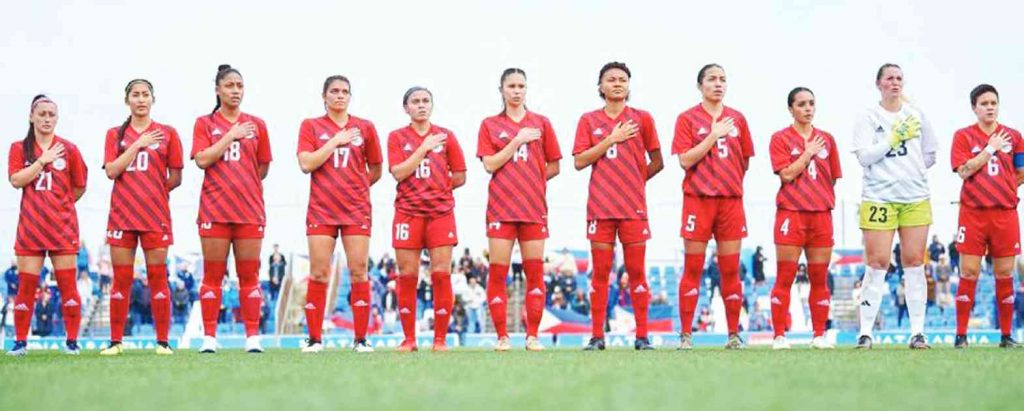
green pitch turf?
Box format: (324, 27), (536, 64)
(1, 347), (1021, 411)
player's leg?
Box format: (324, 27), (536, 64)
(897, 223), (930, 348)
(303, 230), (337, 352)
(232, 232), (265, 346)
(485, 225), (515, 346)
(8, 255), (44, 355)
(620, 219), (652, 349)
(771, 245), (802, 346)
(103, 241), (138, 354)
(427, 245), (454, 351)
(198, 226), (231, 352)
(142, 245), (172, 352)
(50, 253), (81, 353)
(520, 235), (547, 351)
(584, 218), (615, 350)
(805, 245), (834, 348)
(342, 232), (373, 351)
(858, 201), (898, 347)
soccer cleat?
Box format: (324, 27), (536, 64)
(677, 333), (694, 351)
(353, 339), (374, 353)
(100, 342), (124, 356)
(397, 340), (418, 352)
(494, 336), (512, 352)
(155, 342), (174, 355)
(301, 339), (323, 354)
(64, 340), (81, 355)
(634, 337), (655, 351)
(6, 341), (28, 357)
(855, 335), (873, 350)
(908, 334), (931, 350)
(245, 336), (265, 353)
(525, 336), (545, 352)
(772, 336), (791, 350)
(583, 337), (606, 351)
(431, 339), (448, 352)
(954, 335), (968, 349)
(725, 334), (745, 350)
(999, 335), (1020, 349)
(810, 336), (835, 350)
(199, 336), (218, 354)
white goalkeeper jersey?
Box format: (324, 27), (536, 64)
(852, 103), (939, 203)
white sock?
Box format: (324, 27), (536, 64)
(904, 265), (928, 336)
(858, 267), (888, 338)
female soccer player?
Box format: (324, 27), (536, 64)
(767, 87), (841, 350)
(6, 95), (88, 356)
(573, 62), (663, 351)
(297, 75), (383, 353)
(950, 84), (1023, 349)
(852, 63), (938, 349)
(192, 64), (272, 353)
(388, 86), (467, 352)
(477, 68), (561, 352)
(99, 79), (184, 356)
(673, 64), (754, 350)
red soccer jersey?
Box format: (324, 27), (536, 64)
(190, 111), (272, 225)
(298, 115), (383, 227)
(951, 124), (1024, 209)
(387, 124), (467, 218)
(769, 126), (843, 212)
(104, 121), (184, 233)
(671, 104), (754, 197)
(477, 111), (562, 224)
(7, 136), (88, 251)
(572, 106), (660, 220)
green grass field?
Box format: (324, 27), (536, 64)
(2, 347), (1021, 411)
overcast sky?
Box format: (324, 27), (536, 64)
(2, 0), (1023, 265)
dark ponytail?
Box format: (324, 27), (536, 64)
(498, 68), (527, 115)
(211, 64), (241, 118)
(119, 79), (154, 154)
(23, 94), (50, 163)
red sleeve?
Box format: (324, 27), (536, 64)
(364, 122), (383, 165)
(641, 112), (660, 152)
(103, 129), (119, 165)
(739, 116), (754, 158)
(167, 127), (184, 169)
(255, 118), (272, 163)
(447, 131), (467, 172)
(1012, 129), (1024, 157)
(571, 115), (592, 156)
(190, 118), (210, 160)
(768, 133), (791, 174)
(828, 134), (842, 180)
(950, 131), (971, 172)
(69, 145), (88, 188)
(387, 131), (404, 170)
(296, 120), (316, 155)
(8, 143), (24, 178)
(671, 113), (693, 155)
(476, 120), (497, 158)
(542, 117), (563, 161)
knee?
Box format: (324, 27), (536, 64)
(349, 267), (368, 283)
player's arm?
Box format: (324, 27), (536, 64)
(194, 122), (255, 169)
(73, 187), (86, 201)
(779, 136), (826, 183)
(678, 117), (733, 169)
(10, 143), (64, 188)
(390, 133), (446, 182)
(368, 164), (382, 186)
(646, 149), (664, 180)
(258, 163), (269, 180)
(451, 171), (466, 189)
(545, 161), (559, 180)
(574, 121), (637, 170)
(482, 128), (540, 174)
(298, 129), (357, 174)
(957, 131), (1010, 180)
(167, 169), (182, 191)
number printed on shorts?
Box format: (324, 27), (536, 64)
(956, 226), (966, 243)
(685, 215), (697, 232)
(223, 141), (241, 162)
(587, 220), (597, 234)
(779, 218), (790, 236)
(868, 205), (889, 224)
(395, 223), (410, 241)
(127, 151), (149, 172)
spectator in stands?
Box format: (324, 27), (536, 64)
(1015, 283), (1024, 328)
(34, 287), (55, 337)
(752, 246), (766, 286)
(4, 260), (17, 301)
(697, 307), (713, 332)
(172, 281), (190, 324)
(705, 250), (720, 299)
(895, 277), (908, 328)
(892, 242), (903, 277)
(925, 264), (936, 310)
(571, 289), (589, 315)
(463, 277), (486, 333)
(651, 291), (669, 306)
(76, 269), (93, 315)
(556, 248), (576, 277)
(268, 244), (287, 302)
(550, 289), (568, 310)
(377, 252), (397, 279)
(97, 252), (112, 294)
(417, 271), (433, 318)
(77, 242), (90, 275)
(557, 270), (576, 301)
(458, 248), (474, 273)
(610, 272), (631, 309)
(935, 256), (953, 314)
(450, 298), (468, 342)
(130, 274), (151, 334)
(223, 278), (240, 328)
(928, 235), (945, 270)
(176, 264), (196, 304)
(948, 235), (960, 276)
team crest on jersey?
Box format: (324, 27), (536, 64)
(498, 131), (510, 140)
(432, 144), (444, 153)
(245, 130), (255, 139)
(1002, 144), (1013, 153)
(593, 128), (605, 136)
(352, 136), (364, 147)
(817, 148), (829, 159)
(728, 127), (739, 138)
(52, 158), (67, 171)
(149, 142), (160, 150)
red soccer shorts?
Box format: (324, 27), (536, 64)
(307, 223), (372, 238)
(586, 219), (651, 244)
(680, 195), (747, 242)
(106, 229), (174, 249)
(956, 206), (1020, 258)
(393, 211), (458, 249)
(486, 220), (549, 241)
(774, 209), (834, 248)
(198, 222), (265, 239)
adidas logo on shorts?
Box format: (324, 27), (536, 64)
(305, 303), (316, 310)
(489, 297), (504, 305)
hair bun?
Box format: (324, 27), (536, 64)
(218, 64), (232, 72)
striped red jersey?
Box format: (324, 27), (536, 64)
(477, 111), (562, 224)
(572, 106), (660, 220)
(190, 111), (272, 225)
(387, 124), (467, 218)
(297, 115), (383, 227)
(8, 136), (88, 251)
(768, 126), (842, 211)
(951, 124), (1024, 209)
(104, 121), (184, 232)
(671, 104), (754, 197)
